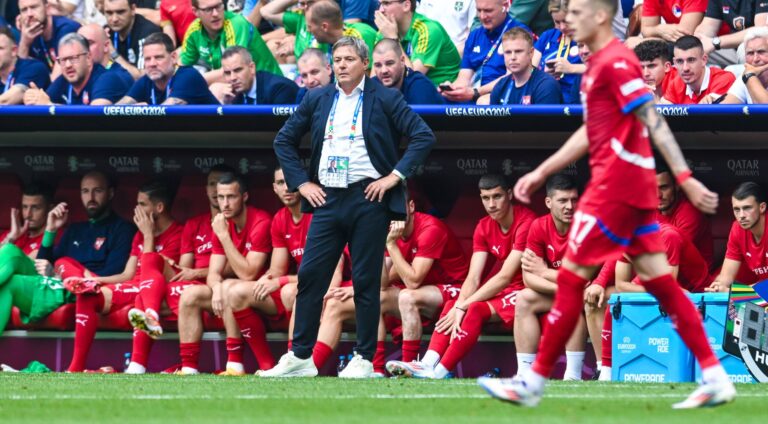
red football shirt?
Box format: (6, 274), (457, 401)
(656, 196), (714, 267)
(592, 259), (617, 288)
(724, 220), (768, 281)
(1, 230), (44, 255)
(211, 207), (272, 256)
(160, 0), (197, 45)
(642, 0), (707, 24)
(472, 205), (537, 291)
(581, 39), (657, 209)
(526, 214), (568, 269)
(271, 207), (313, 267)
(663, 66), (735, 104)
(130, 221), (184, 275)
(395, 212), (469, 285)
(180, 213), (215, 269)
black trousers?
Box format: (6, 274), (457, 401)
(291, 180), (390, 361)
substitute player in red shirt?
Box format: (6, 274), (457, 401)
(386, 174), (536, 379)
(709, 182), (768, 291)
(514, 174), (587, 380)
(226, 166), (307, 373)
(0, 182), (55, 258)
(177, 173), (272, 375)
(479, 0), (735, 408)
(64, 180), (183, 372)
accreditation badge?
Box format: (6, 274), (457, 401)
(324, 155), (350, 188)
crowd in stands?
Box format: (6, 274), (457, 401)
(1, 0), (767, 106)
(0, 164), (763, 378)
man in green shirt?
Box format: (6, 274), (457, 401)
(181, 0), (282, 83)
(261, 0), (323, 60)
(375, 0), (460, 86)
(306, 1), (377, 63)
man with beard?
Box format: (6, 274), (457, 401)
(372, 39), (443, 104)
(16, 0), (80, 72)
(0, 181), (56, 259)
(104, 0), (161, 79)
(118, 33), (218, 105)
(0, 26), (50, 105)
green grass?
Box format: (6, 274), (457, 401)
(0, 374), (762, 423)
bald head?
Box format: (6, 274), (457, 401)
(77, 24), (110, 65)
(80, 171), (114, 218)
(307, 0), (343, 28)
(373, 38), (404, 57)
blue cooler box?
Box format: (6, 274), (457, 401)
(609, 293), (694, 382)
(689, 293), (756, 384)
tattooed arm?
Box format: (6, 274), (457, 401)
(161, 97), (188, 105)
(633, 100), (719, 214)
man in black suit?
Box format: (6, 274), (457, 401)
(261, 36), (435, 378)
(219, 46), (298, 105)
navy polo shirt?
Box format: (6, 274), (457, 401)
(126, 66), (219, 104)
(28, 15), (80, 71)
(489, 67), (562, 105)
(461, 16), (532, 85)
(3, 58), (50, 92)
(373, 68), (444, 104)
(534, 28), (582, 104)
(47, 62), (132, 104)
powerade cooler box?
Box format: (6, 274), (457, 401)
(690, 293), (756, 383)
(608, 293), (694, 382)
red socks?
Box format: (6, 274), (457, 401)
(180, 342), (200, 370)
(602, 307), (612, 367)
(313, 341), (334, 369)
(232, 309), (275, 370)
(131, 330), (153, 367)
(439, 302), (492, 371)
(373, 341), (386, 374)
(225, 337), (244, 364)
(136, 252), (166, 312)
(402, 340), (421, 363)
(641, 274), (718, 368)
(67, 292), (105, 372)
(532, 268), (589, 377)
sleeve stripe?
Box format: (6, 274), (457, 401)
(621, 93), (654, 114)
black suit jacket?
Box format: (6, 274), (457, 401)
(236, 71), (299, 105)
(273, 76), (435, 219)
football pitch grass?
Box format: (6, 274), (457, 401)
(0, 374), (763, 423)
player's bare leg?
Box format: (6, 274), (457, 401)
(177, 285), (214, 374)
(585, 285), (615, 379)
(312, 296), (356, 370)
(398, 286), (443, 362)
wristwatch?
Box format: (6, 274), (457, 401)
(472, 88), (480, 102)
(743, 72), (757, 84)
(712, 36), (722, 51)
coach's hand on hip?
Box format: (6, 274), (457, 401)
(299, 182), (327, 208)
(365, 173), (401, 202)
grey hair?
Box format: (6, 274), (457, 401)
(737, 26), (768, 63)
(222, 45), (253, 65)
(331, 36), (369, 62)
(298, 47), (330, 66)
(58, 32), (90, 52)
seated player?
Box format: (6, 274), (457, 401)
(709, 182), (767, 292)
(225, 166), (307, 372)
(1, 181), (56, 259)
(177, 173), (271, 375)
(0, 26), (50, 105)
(219, 46), (298, 105)
(514, 174), (587, 380)
(295, 48), (333, 103)
(386, 174), (536, 378)
(63, 180), (183, 373)
(118, 33), (219, 105)
(583, 259), (616, 381)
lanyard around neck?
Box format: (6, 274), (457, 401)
(151, 76), (173, 105)
(326, 91), (363, 142)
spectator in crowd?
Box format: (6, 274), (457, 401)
(723, 27), (768, 104)
(0, 26), (50, 105)
(514, 174), (587, 380)
(78, 23), (135, 87)
(104, 0), (161, 79)
(655, 164), (714, 269)
(180, 0), (282, 84)
(533, 0), (585, 104)
(16, 0), (80, 73)
(634, 39), (675, 101)
(159, 0), (196, 47)
(509, 0), (552, 35)
(219, 45), (298, 104)
(441, 0), (532, 103)
(695, 0), (767, 66)
(372, 38), (443, 104)
(709, 182), (766, 292)
(261, 0), (320, 63)
(487, 28), (562, 105)
(306, 0), (378, 62)
(295, 47), (332, 102)
(416, 0), (476, 55)
(118, 33), (219, 105)
(23, 33), (132, 105)
(0, 181), (55, 259)
(565, 41), (590, 103)
(661, 35), (735, 104)
(375, 0), (461, 86)
(638, 0), (706, 44)
(53, 0), (107, 25)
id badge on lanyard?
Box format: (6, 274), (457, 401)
(323, 92), (363, 188)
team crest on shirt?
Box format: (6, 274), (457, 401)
(733, 16), (746, 30)
(30, 242), (39, 250)
(722, 6), (730, 13)
(521, 95), (531, 105)
(672, 4), (682, 17)
(245, 242), (252, 251)
(454, 0), (464, 12)
(83, 91), (90, 105)
(613, 61), (629, 70)
(94, 237), (106, 250)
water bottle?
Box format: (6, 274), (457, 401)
(123, 352), (131, 371)
(336, 355), (347, 375)
(482, 367), (501, 378)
